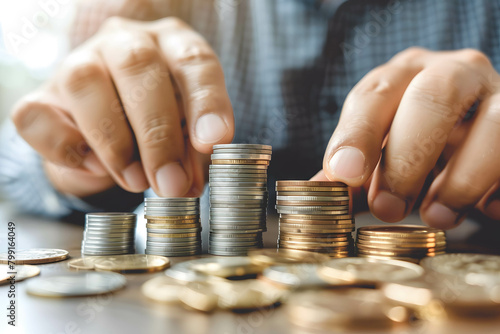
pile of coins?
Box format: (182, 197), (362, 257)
(144, 197), (201, 257)
(356, 225), (446, 263)
(209, 144), (272, 255)
(81, 213), (136, 256)
(275, 181), (354, 257)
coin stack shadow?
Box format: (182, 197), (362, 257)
(275, 181), (354, 258)
(209, 144), (272, 256)
(82, 213), (136, 256)
(144, 198), (202, 257)
(356, 225), (446, 263)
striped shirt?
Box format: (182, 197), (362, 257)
(2, 0), (500, 217)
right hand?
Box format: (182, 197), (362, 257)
(11, 17), (234, 198)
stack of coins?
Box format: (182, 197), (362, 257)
(144, 198), (201, 257)
(275, 181), (354, 258)
(356, 225), (446, 263)
(82, 213), (136, 256)
(209, 144), (272, 255)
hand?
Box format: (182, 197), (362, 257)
(315, 47), (500, 229)
(12, 17), (234, 198)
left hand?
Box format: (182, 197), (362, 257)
(312, 47), (500, 230)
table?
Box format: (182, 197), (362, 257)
(1, 203), (500, 334)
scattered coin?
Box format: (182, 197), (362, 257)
(92, 254), (170, 273)
(26, 272), (126, 297)
(0, 264), (40, 284)
(249, 248), (329, 266)
(262, 263), (334, 289)
(0, 248), (69, 264)
(141, 276), (186, 303)
(287, 289), (409, 330)
(317, 257), (424, 285)
(67, 257), (101, 270)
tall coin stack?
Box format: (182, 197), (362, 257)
(144, 197), (201, 257)
(82, 213), (136, 256)
(209, 144), (272, 256)
(356, 225), (446, 263)
(275, 181), (354, 258)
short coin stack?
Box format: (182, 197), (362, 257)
(144, 198), (201, 257)
(275, 181), (354, 258)
(356, 225), (446, 263)
(209, 144), (272, 255)
(82, 213), (136, 256)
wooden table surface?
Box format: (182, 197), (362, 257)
(1, 203), (500, 334)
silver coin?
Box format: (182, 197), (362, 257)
(276, 195), (350, 202)
(210, 189), (268, 196)
(209, 233), (261, 239)
(213, 143), (272, 150)
(145, 197), (199, 204)
(277, 208), (350, 215)
(144, 210), (199, 216)
(86, 212), (136, 219)
(27, 272), (127, 297)
(276, 205), (350, 211)
(147, 227), (201, 234)
(209, 176), (268, 182)
(82, 250), (134, 256)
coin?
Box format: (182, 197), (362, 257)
(68, 257), (101, 270)
(318, 258), (424, 285)
(420, 253), (500, 279)
(0, 264), (40, 284)
(141, 276), (186, 303)
(214, 279), (286, 310)
(249, 249), (330, 266)
(27, 272), (127, 297)
(92, 254), (170, 273)
(287, 289), (408, 330)
(262, 263), (335, 288)
(357, 225), (445, 238)
(0, 248), (69, 264)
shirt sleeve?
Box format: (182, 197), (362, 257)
(0, 120), (98, 217)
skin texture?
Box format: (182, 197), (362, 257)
(12, 17), (234, 199)
(10, 14), (500, 230)
(315, 48), (500, 230)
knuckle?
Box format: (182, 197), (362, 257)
(158, 16), (188, 30)
(392, 47), (429, 64)
(100, 16), (128, 32)
(408, 72), (461, 118)
(173, 43), (217, 69)
(443, 175), (483, 206)
(11, 99), (45, 130)
(188, 88), (229, 113)
(352, 67), (398, 98)
(457, 49), (491, 67)
(141, 116), (176, 147)
(117, 44), (160, 73)
(62, 59), (106, 95)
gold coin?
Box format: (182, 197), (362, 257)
(357, 225), (445, 238)
(356, 234), (446, 245)
(281, 219), (355, 225)
(214, 279), (286, 310)
(318, 257), (424, 285)
(179, 281), (219, 312)
(190, 257), (264, 277)
(280, 214), (353, 220)
(356, 241), (447, 250)
(68, 257), (101, 270)
(279, 235), (351, 242)
(141, 276), (185, 303)
(279, 240), (352, 248)
(277, 191), (349, 196)
(146, 223), (200, 229)
(145, 215), (198, 220)
(276, 181), (347, 187)
(93, 255), (170, 273)
(276, 186), (349, 192)
(249, 248), (329, 266)
(147, 218), (199, 225)
(356, 248), (445, 256)
(0, 264), (40, 284)
(277, 200), (350, 206)
(358, 254), (421, 264)
(211, 159), (269, 165)
(280, 227), (354, 234)
(146, 233), (199, 238)
(0, 248), (69, 265)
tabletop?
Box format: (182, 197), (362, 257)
(1, 202), (500, 334)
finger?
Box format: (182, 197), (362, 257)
(369, 58), (489, 223)
(11, 96), (107, 176)
(481, 185), (500, 220)
(323, 48), (428, 187)
(58, 48), (149, 193)
(100, 29), (190, 197)
(420, 91), (500, 228)
(150, 17), (234, 154)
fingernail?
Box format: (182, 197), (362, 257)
(122, 161), (149, 192)
(485, 199), (500, 220)
(156, 162), (189, 197)
(424, 202), (459, 229)
(328, 147), (365, 181)
(82, 154), (107, 176)
(372, 191), (407, 222)
(195, 113), (228, 144)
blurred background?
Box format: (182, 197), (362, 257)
(0, 0), (74, 123)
